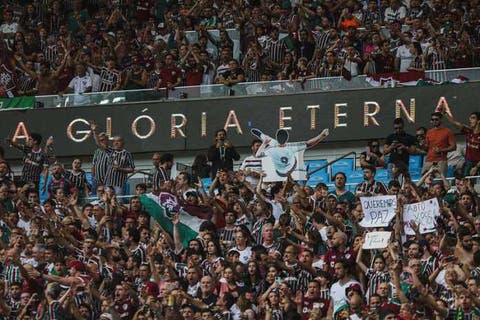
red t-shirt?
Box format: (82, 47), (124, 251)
(184, 67), (203, 86)
(426, 127), (456, 162)
(302, 297), (330, 320)
(323, 247), (355, 276)
(462, 126), (480, 162)
(159, 67), (181, 88)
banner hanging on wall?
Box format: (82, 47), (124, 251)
(0, 83), (477, 158)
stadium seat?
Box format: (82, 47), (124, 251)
(305, 159), (328, 175)
(409, 155), (423, 170)
(376, 169), (389, 183)
(409, 167), (423, 180)
(307, 171), (329, 187)
(331, 158), (355, 176)
(347, 170), (364, 184)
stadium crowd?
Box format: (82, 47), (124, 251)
(0, 0), (479, 98)
(0, 89), (479, 320)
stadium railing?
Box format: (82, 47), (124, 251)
(32, 67), (480, 108)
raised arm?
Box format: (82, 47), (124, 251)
(305, 128), (329, 148)
(443, 112), (464, 130)
(355, 241), (368, 274)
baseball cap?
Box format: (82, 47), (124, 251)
(345, 283), (362, 296)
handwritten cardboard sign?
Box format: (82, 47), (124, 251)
(363, 231), (392, 249)
(359, 195), (397, 228)
(403, 198), (440, 235)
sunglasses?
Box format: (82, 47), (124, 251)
(431, 118), (440, 121)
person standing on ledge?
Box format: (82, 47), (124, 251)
(207, 129), (240, 177)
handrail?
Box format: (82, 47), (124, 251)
(31, 67), (480, 108)
(307, 151), (357, 177)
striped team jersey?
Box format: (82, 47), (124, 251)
(240, 155), (262, 185)
(175, 263), (188, 278)
(365, 268), (391, 298)
(152, 167), (169, 191)
(471, 267), (480, 283)
(99, 67), (122, 92)
(147, 70), (161, 88)
(43, 45), (58, 65)
(7, 298), (21, 320)
(21, 146), (49, 184)
(92, 147), (112, 184)
(130, 245), (146, 263)
(354, 180), (388, 195)
(16, 70), (36, 93)
(266, 38), (287, 64)
(235, 215), (252, 231)
(252, 215), (275, 245)
(65, 170), (88, 190)
(219, 226), (236, 243)
(2, 263), (21, 285)
(319, 288), (330, 300)
(104, 149), (135, 188)
(43, 300), (64, 320)
(252, 217), (268, 245)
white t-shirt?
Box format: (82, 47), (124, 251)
(330, 279), (362, 314)
(17, 219), (31, 236)
(384, 6), (407, 22)
(68, 75), (92, 106)
(396, 44), (413, 72)
(68, 75), (92, 94)
(0, 22), (20, 35)
(266, 199), (283, 221)
(234, 246), (252, 264)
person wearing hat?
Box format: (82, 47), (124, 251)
(227, 248), (241, 264)
(180, 185), (213, 221)
(39, 260), (87, 289)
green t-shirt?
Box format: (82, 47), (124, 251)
(329, 190), (356, 206)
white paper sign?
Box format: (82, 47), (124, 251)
(363, 231), (392, 249)
(403, 198), (440, 235)
(359, 196), (397, 227)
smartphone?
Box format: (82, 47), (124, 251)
(275, 277), (281, 285)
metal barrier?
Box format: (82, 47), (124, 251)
(33, 67), (480, 108)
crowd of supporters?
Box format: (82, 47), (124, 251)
(0, 95), (479, 319)
(0, 0), (479, 98)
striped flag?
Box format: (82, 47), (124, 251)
(140, 193), (203, 248)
